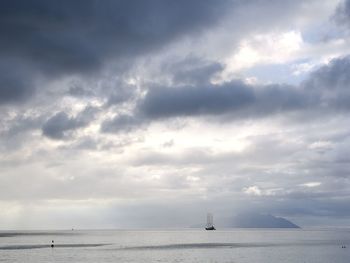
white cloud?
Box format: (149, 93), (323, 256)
(292, 62), (317, 76)
(300, 182), (322, 188)
(243, 185), (285, 197)
(223, 31), (303, 76)
(243, 186), (262, 196)
(308, 141), (333, 150)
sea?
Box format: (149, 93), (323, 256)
(0, 228), (349, 263)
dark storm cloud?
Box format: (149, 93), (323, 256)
(101, 114), (144, 133)
(66, 75), (136, 106)
(99, 55), (350, 138)
(303, 56), (350, 110)
(0, 59), (36, 104)
(42, 106), (98, 139)
(306, 56), (350, 90)
(173, 63), (223, 85)
(68, 85), (95, 98)
(0, 0), (231, 104)
(99, 60), (311, 132)
(102, 78), (299, 133)
(139, 81), (307, 119)
(106, 84), (135, 106)
(165, 58), (224, 85)
(0, 0), (230, 73)
(334, 0), (350, 27)
(140, 81), (253, 118)
(100, 55), (350, 132)
(42, 112), (84, 139)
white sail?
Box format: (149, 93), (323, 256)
(206, 213), (214, 228)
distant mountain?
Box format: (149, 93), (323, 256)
(229, 213), (300, 228)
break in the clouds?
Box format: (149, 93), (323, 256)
(1, 0), (350, 229)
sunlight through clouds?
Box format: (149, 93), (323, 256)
(1, 0), (350, 229)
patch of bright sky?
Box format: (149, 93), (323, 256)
(223, 31), (303, 73)
(137, 118), (285, 156)
(300, 182), (322, 188)
(220, 28), (350, 85)
(217, 0), (350, 86)
(219, 30), (308, 84)
(244, 63), (303, 85)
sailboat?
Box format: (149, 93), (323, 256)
(205, 213), (216, 230)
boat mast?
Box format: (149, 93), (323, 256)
(207, 213), (214, 228)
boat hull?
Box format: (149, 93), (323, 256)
(205, 226), (216, 230)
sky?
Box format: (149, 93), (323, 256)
(1, 0), (350, 229)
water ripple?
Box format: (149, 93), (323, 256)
(0, 243), (110, 250)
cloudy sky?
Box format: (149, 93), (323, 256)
(1, 0), (350, 229)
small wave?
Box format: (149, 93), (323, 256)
(0, 243), (110, 250)
(0, 232), (80, 237)
(120, 242), (274, 250)
(118, 240), (349, 250)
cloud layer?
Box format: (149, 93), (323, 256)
(0, 0), (231, 104)
(1, 0), (350, 229)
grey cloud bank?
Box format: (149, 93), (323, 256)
(42, 106), (98, 140)
(138, 82), (303, 120)
(102, 55), (350, 133)
(141, 55), (350, 118)
(335, 0), (350, 27)
(0, 0), (231, 104)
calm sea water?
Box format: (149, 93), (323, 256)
(0, 228), (349, 262)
